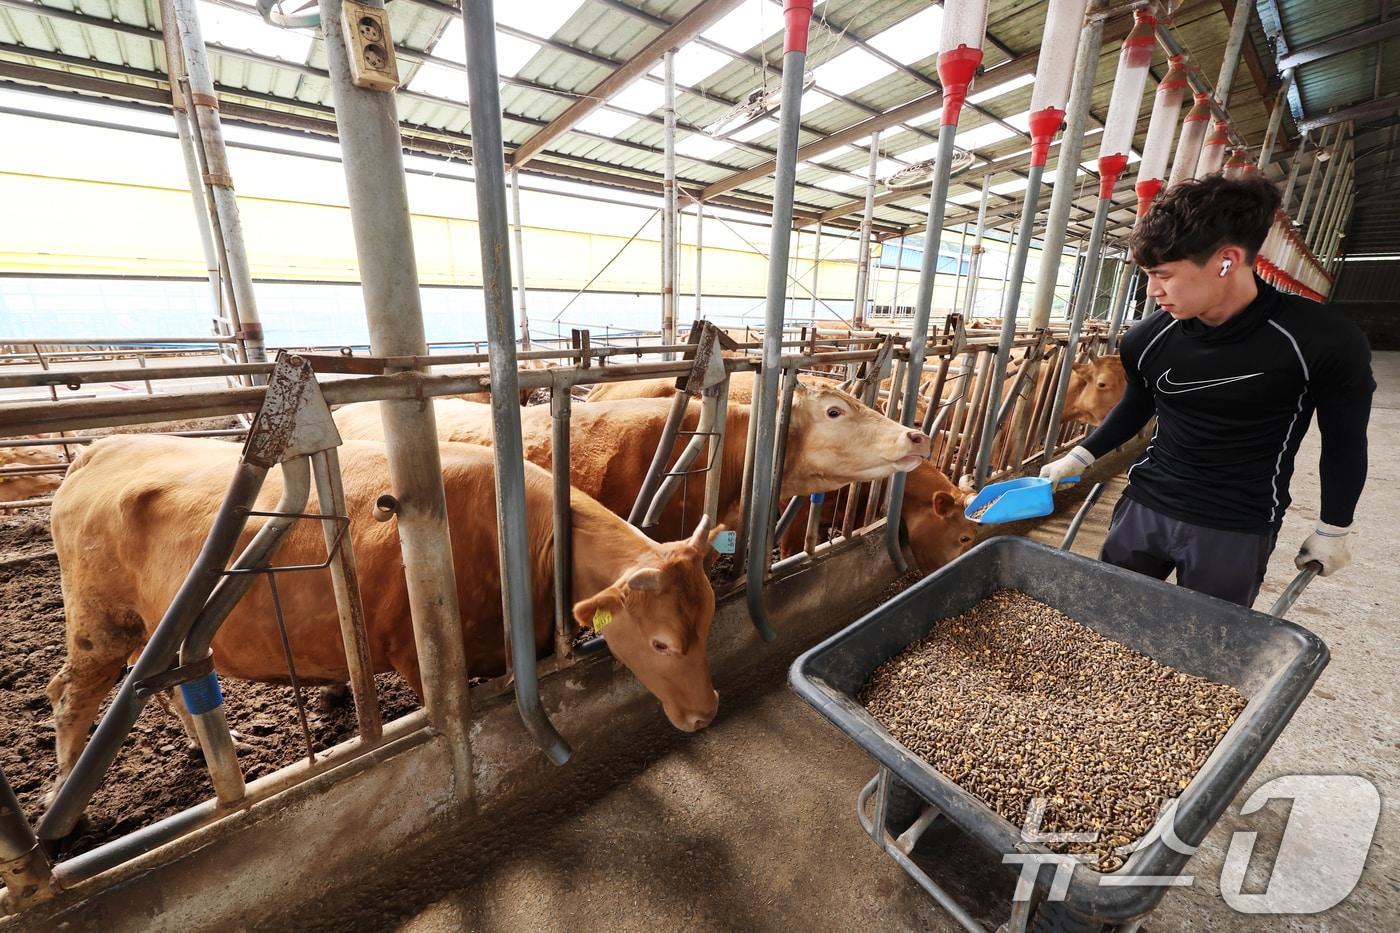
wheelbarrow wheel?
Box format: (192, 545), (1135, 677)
(1030, 901), (1108, 933)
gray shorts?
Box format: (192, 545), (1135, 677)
(1099, 496), (1279, 608)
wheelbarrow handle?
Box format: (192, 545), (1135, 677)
(1059, 482), (1106, 551)
(1268, 562), (1321, 619)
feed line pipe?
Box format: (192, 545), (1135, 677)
(1010, 8), (1105, 470)
(972, 0), (1089, 487)
(662, 48), (678, 355)
(744, 0), (815, 643)
(461, 0), (571, 764)
(1112, 53), (1188, 341)
(1106, 259), (1135, 350)
(1280, 130), (1309, 211)
(318, 0), (474, 777)
(1295, 126), (1336, 229)
(883, 0), (989, 571)
(963, 176), (992, 318)
(1258, 68), (1294, 169)
(39, 460), (270, 841)
(1042, 10), (1156, 463)
(852, 132), (881, 328)
(1195, 118), (1232, 178)
(157, 0), (223, 345)
(171, 0), (266, 365)
(1168, 92), (1212, 188)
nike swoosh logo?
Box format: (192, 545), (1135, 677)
(1156, 368), (1264, 395)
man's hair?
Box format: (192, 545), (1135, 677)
(1131, 174), (1282, 268)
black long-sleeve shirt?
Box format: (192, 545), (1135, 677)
(1083, 277), (1373, 534)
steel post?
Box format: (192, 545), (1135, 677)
(171, 0), (266, 363)
(1307, 135), (1349, 244)
(852, 132), (881, 328)
(974, 162), (1045, 485)
(662, 48), (678, 354)
(1296, 126), (1335, 227)
(890, 235), (906, 313)
(808, 220), (822, 318)
(744, 0), (813, 642)
(317, 0), (475, 780)
(1106, 259), (1135, 349)
(695, 203), (705, 318)
(510, 169), (532, 349)
(1311, 146), (1351, 252)
(461, 0), (570, 763)
(1042, 197), (1112, 459)
(1, 768), (54, 909)
(550, 385), (574, 660)
(964, 177), (993, 318)
(1281, 131), (1309, 211)
(1029, 12), (1105, 330)
(1214, 0), (1255, 110)
(1258, 68), (1295, 168)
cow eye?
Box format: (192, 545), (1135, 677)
(652, 638), (670, 653)
(826, 406), (843, 418)
(960, 534), (973, 544)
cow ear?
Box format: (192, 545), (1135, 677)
(624, 567), (664, 591)
(932, 490), (961, 518)
(573, 588), (624, 632)
(687, 513), (714, 550)
(1071, 361), (1090, 376)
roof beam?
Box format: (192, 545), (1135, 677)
(1297, 95), (1400, 133)
(698, 6), (1155, 203)
(1277, 18), (1400, 70)
(508, 0), (745, 169)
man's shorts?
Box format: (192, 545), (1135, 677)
(1099, 496), (1279, 608)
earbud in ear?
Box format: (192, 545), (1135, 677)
(1219, 258), (1233, 278)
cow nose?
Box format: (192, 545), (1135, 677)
(907, 430), (931, 450)
(687, 691), (719, 731)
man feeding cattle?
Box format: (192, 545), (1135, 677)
(1041, 175), (1373, 607)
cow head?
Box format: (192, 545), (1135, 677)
(781, 381), (932, 492)
(572, 517), (721, 732)
(1064, 355), (1126, 425)
(901, 463), (978, 573)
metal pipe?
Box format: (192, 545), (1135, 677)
(643, 391), (719, 527)
(1258, 68), (1295, 168)
(890, 235), (906, 313)
(628, 392), (689, 524)
(311, 447), (381, 742)
(808, 220), (822, 319)
(1, 768), (53, 909)
(884, 0), (991, 563)
(973, 162), (1044, 485)
(1043, 196), (1113, 460)
(1029, 11), (1105, 329)
(1311, 146), (1351, 252)
(1281, 131), (1309, 211)
(702, 376), (730, 524)
(1307, 135), (1349, 245)
(157, 0), (223, 342)
(171, 0), (266, 363)
(318, 0), (474, 777)
(695, 202), (705, 318)
(744, 0), (814, 643)
(1106, 259), (1135, 349)
(1214, 0), (1255, 111)
(461, 0), (570, 764)
(964, 177), (992, 318)
(1295, 126), (1335, 227)
(852, 132), (881, 328)
(177, 455), (314, 806)
(662, 47), (678, 353)
(550, 385), (574, 661)
(510, 169), (532, 349)
(39, 462), (268, 841)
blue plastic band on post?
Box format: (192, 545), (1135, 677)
(810, 492), (825, 504)
(180, 673), (224, 716)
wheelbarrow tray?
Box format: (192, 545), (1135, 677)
(788, 535), (1329, 922)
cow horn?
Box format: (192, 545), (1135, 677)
(625, 567), (664, 591)
(688, 514), (714, 549)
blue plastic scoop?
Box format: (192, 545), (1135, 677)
(963, 475), (1079, 524)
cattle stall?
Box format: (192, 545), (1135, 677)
(1, 0), (1362, 927)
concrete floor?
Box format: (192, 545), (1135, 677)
(359, 353), (1398, 933)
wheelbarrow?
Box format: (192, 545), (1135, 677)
(788, 485), (1327, 932)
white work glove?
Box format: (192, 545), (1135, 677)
(1295, 521), (1352, 576)
(1039, 445), (1094, 490)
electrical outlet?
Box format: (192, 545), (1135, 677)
(341, 0), (399, 91)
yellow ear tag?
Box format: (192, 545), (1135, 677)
(591, 608), (613, 633)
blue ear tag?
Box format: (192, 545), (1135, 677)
(712, 530), (737, 555)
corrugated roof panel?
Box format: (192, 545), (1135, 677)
(1278, 0), (1381, 49)
(1298, 46), (1380, 114)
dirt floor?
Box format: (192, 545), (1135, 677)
(311, 353), (1397, 933)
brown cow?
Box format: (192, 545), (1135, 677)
(0, 442), (68, 509)
(48, 436), (723, 791)
(335, 383), (931, 541)
(777, 461), (978, 571)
